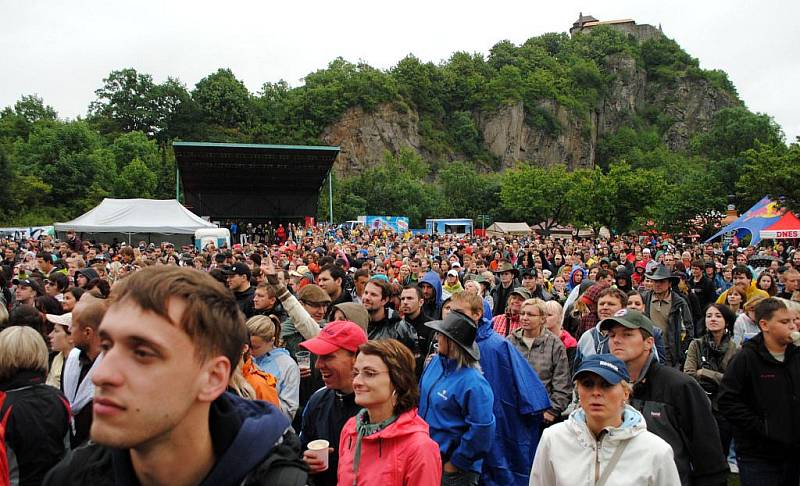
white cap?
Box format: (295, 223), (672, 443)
(46, 312), (73, 331)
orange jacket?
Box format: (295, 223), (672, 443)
(242, 357), (280, 406)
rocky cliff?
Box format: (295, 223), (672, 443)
(321, 44), (739, 176)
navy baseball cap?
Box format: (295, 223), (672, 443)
(572, 354), (631, 384)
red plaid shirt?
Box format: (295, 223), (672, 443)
(492, 313), (521, 337)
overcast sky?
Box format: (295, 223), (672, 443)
(2, 0), (798, 141)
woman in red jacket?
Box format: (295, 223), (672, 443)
(338, 339), (441, 486)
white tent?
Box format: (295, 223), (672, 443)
(486, 222), (532, 237)
(54, 199), (217, 234)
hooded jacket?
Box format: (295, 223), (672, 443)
(475, 317), (550, 486)
(1, 370), (70, 486)
(252, 348), (300, 418)
(419, 271), (443, 319)
(566, 267), (587, 293)
(530, 405), (680, 486)
(419, 355), (495, 474)
(508, 328), (571, 416)
(44, 392), (307, 486)
(717, 334), (800, 461)
(337, 408), (441, 486)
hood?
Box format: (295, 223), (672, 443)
(111, 392), (290, 486)
(419, 271), (443, 306)
(203, 393), (290, 484)
(567, 404), (646, 444)
(476, 315), (495, 341)
(363, 408), (430, 440)
(566, 267), (587, 291)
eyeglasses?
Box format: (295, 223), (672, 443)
(351, 369), (388, 380)
(302, 301), (329, 310)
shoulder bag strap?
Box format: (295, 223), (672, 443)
(595, 438), (631, 486)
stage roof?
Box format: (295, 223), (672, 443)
(173, 142), (339, 220)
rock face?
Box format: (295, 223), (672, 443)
(322, 53), (739, 176)
(478, 101), (595, 170)
(320, 104), (421, 175)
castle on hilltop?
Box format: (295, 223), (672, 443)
(570, 13), (663, 42)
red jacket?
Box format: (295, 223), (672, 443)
(338, 408), (441, 486)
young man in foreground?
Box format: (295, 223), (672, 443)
(45, 266), (307, 486)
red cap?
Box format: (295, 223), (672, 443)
(300, 320), (368, 355)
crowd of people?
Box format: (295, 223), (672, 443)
(1, 223), (799, 486)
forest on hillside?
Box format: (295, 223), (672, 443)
(0, 27), (796, 234)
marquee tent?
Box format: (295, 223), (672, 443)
(706, 197), (784, 246)
(54, 199), (217, 243)
(486, 222), (532, 237)
(760, 211), (800, 240)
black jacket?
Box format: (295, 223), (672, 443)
(643, 290), (694, 367)
(689, 275), (717, 316)
(400, 311), (434, 379)
(367, 307), (418, 354)
(630, 358), (728, 486)
(1, 370), (70, 486)
(44, 392), (307, 486)
(300, 388), (360, 486)
(234, 285), (256, 318)
(717, 334), (800, 461)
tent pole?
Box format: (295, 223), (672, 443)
(176, 166), (180, 202)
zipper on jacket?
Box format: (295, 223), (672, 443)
(594, 432), (605, 483)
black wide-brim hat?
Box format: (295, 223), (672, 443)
(646, 264), (678, 281)
(425, 310), (480, 360)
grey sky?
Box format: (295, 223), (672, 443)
(2, 0), (798, 141)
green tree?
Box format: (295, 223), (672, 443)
(737, 142), (800, 212)
(115, 158), (158, 199)
(566, 167), (616, 235)
(192, 68), (254, 129)
(500, 164), (573, 233)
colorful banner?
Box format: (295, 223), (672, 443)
(364, 216), (409, 233)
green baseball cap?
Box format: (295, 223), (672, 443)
(598, 309), (655, 337)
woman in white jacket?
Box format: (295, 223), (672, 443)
(530, 353), (680, 486)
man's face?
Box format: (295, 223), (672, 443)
(302, 301), (328, 323)
(784, 273), (800, 292)
(361, 282), (387, 313)
(760, 308), (797, 347)
(226, 273), (247, 292)
(91, 300), (225, 449)
(608, 325), (653, 364)
(522, 275), (536, 291)
(419, 283), (435, 301)
(355, 275), (369, 297)
(733, 273), (750, 293)
(663, 254), (674, 268)
(317, 270), (340, 297)
(597, 295), (623, 320)
(15, 284), (34, 303)
(506, 295), (523, 315)
(399, 288), (422, 316)
(736, 254), (748, 266)
(691, 266), (703, 279)
(500, 271), (514, 285)
(4, 248), (14, 261)
(315, 348), (356, 392)
(650, 279), (670, 295)
(253, 288), (275, 311)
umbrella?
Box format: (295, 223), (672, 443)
(749, 255), (782, 268)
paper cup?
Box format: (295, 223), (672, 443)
(307, 439), (330, 470)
